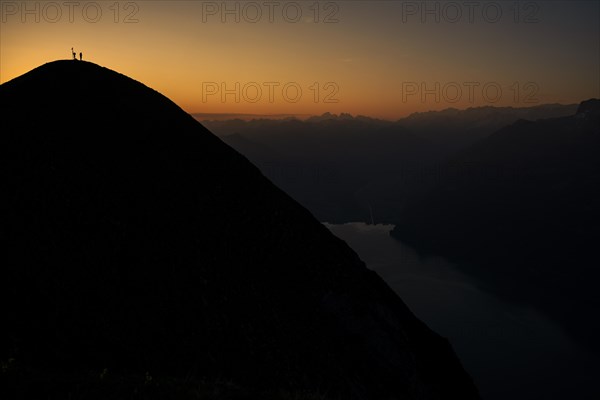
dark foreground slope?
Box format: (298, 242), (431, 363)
(0, 61), (479, 399)
(392, 99), (600, 353)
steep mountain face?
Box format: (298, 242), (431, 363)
(0, 61), (479, 399)
(391, 99), (600, 353)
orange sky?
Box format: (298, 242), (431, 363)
(1, 1), (598, 119)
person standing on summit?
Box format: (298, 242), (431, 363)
(80, 52), (83, 61)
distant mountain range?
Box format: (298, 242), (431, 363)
(193, 112), (308, 121)
(396, 103), (579, 152)
(0, 61), (479, 399)
(204, 104), (578, 223)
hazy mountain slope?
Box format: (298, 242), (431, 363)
(206, 117), (439, 222)
(0, 61), (479, 399)
(203, 105), (578, 223)
(391, 99), (600, 353)
(395, 104), (579, 153)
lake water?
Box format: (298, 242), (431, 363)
(325, 223), (599, 400)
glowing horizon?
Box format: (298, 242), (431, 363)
(1, 1), (598, 119)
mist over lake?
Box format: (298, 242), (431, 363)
(325, 223), (600, 400)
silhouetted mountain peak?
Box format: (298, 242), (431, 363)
(306, 112), (356, 122)
(576, 98), (600, 117)
(1, 61), (479, 399)
(5, 60), (152, 99)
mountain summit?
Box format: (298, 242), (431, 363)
(1, 61), (479, 399)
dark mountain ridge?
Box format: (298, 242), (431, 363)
(202, 104), (578, 223)
(1, 61), (479, 399)
(396, 103), (579, 153)
(391, 99), (600, 353)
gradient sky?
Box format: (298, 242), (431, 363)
(1, 0), (598, 119)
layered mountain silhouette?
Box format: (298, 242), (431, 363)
(391, 99), (600, 353)
(0, 61), (479, 399)
(395, 104), (578, 153)
(203, 104), (577, 223)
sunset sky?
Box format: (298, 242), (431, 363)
(1, 0), (598, 119)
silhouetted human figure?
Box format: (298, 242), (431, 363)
(72, 48), (77, 60)
(80, 52), (83, 61)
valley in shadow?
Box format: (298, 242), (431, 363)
(204, 101), (600, 365)
(327, 223), (600, 400)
